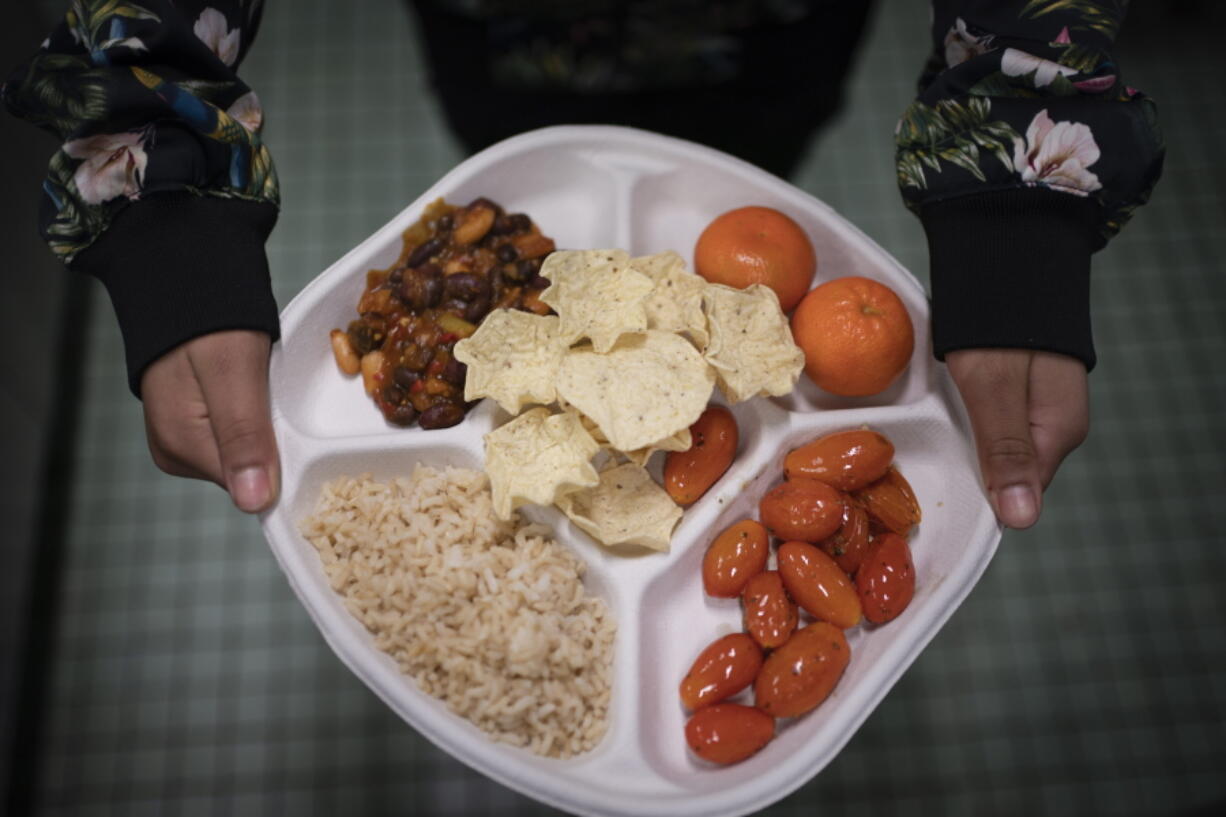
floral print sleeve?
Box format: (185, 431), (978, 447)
(896, 0), (1164, 370)
(3, 0), (280, 395)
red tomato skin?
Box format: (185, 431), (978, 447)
(679, 633), (764, 711)
(757, 479), (844, 542)
(702, 519), (770, 598)
(818, 501), (872, 575)
(856, 532), (916, 624)
(685, 703), (775, 765)
(783, 429), (894, 492)
(754, 622), (850, 718)
(777, 541), (862, 628)
(742, 571), (798, 649)
(664, 406), (739, 506)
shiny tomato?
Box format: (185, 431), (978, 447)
(679, 633), (764, 711)
(854, 466), (921, 535)
(777, 541), (862, 628)
(818, 501), (872, 576)
(742, 571), (798, 649)
(757, 479), (844, 543)
(754, 622), (850, 718)
(702, 519), (770, 598)
(856, 532), (916, 624)
(685, 703), (775, 765)
(664, 406), (739, 506)
(783, 429), (894, 492)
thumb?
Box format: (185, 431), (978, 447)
(187, 330), (281, 513)
(946, 348), (1043, 529)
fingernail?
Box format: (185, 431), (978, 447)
(230, 466), (271, 513)
(996, 484), (1038, 529)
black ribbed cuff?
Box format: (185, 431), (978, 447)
(921, 187), (1102, 371)
(72, 193), (280, 397)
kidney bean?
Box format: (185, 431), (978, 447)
(387, 403), (418, 427)
(528, 274), (551, 290)
(406, 237), (444, 268)
(503, 259), (533, 283)
(382, 385), (405, 405)
(496, 243), (518, 263)
(463, 293), (492, 323)
(418, 402), (465, 429)
(392, 366), (419, 389)
(441, 357), (467, 386)
(387, 267), (404, 285)
(347, 323), (377, 356)
(443, 272), (489, 302)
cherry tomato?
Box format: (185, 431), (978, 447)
(818, 501), (872, 575)
(702, 519), (770, 598)
(679, 633), (764, 711)
(685, 703), (775, 765)
(742, 571), (798, 649)
(754, 622), (850, 718)
(854, 466), (921, 535)
(783, 429), (895, 492)
(777, 541), (862, 628)
(757, 479), (844, 543)
(856, 532), (916, 624)
(664, 406), (739, 505)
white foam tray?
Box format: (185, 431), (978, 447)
(261, 125), (1002, 817)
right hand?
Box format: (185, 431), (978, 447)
(140, 329), (281, 513)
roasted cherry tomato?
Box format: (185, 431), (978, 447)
(703, 519), (770, 598)
(783, 429), (894, 492)
(664, 406), (739, 505)
(854, 466), (921, 535)
(856, 532), (916, 624)
(685, 703), (775, 765)
(754, 622), (850, 718)
(777, 541), (862, 628)
(679, 633), (764, 711)
(757, 479), (844, 542)
(818, 501), (872, 575)
(742, 571), (798, 649)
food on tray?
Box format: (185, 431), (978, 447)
(754, 622), (850, 718)
(694, 205), (816, 313)
(856, 532), (916, 624)
(680, 427), (922, 765)
(684, 703), (775, 765)
(483, 407), (600, 519)
(758, 479), (845, 542)
(300, 466), (614, 759)
(554, 462), (682, 552)
(777, 542), (863, 629)
(742, 571), (798, 649)
(701, 518), (769, 598)
(454, 248), (803, 551)
(783, 429), (895, 492)
(663, 406), (739, 506)
(790, 276), (914, 397)
(679, 633), (764, 711)
(701, 284), (805, 403)
(329, 197), (556, 428)
(556, 332), (715, 453)
(538, 250), (654, 352)
(853, 467), (922, 535)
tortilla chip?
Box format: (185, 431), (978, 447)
(484, 407), (600, 519)
(556, 463), (682, 551)
(539, 250), (653, 352)
(631, 251), (709, 348)
(702, 283), (805, 403)
(556, 331), (715, 452)
(621, 427), (693, 468)
(453, 310), (567, 414)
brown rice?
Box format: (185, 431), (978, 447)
(299, 465), (616, 758)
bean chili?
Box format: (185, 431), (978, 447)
(330, 197), (556, 428)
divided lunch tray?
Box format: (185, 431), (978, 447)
(261, 125), (1002, 817)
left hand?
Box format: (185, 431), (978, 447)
(945, 348), (1089, 530)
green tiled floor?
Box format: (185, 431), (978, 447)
(23, 1), (1226, 815)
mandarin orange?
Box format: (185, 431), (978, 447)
(693, 206), (816, 312)
(790, 276), (914, 396)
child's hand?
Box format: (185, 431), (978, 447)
(945, 349), (1089, 530)
(139, 330), (281, 513)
